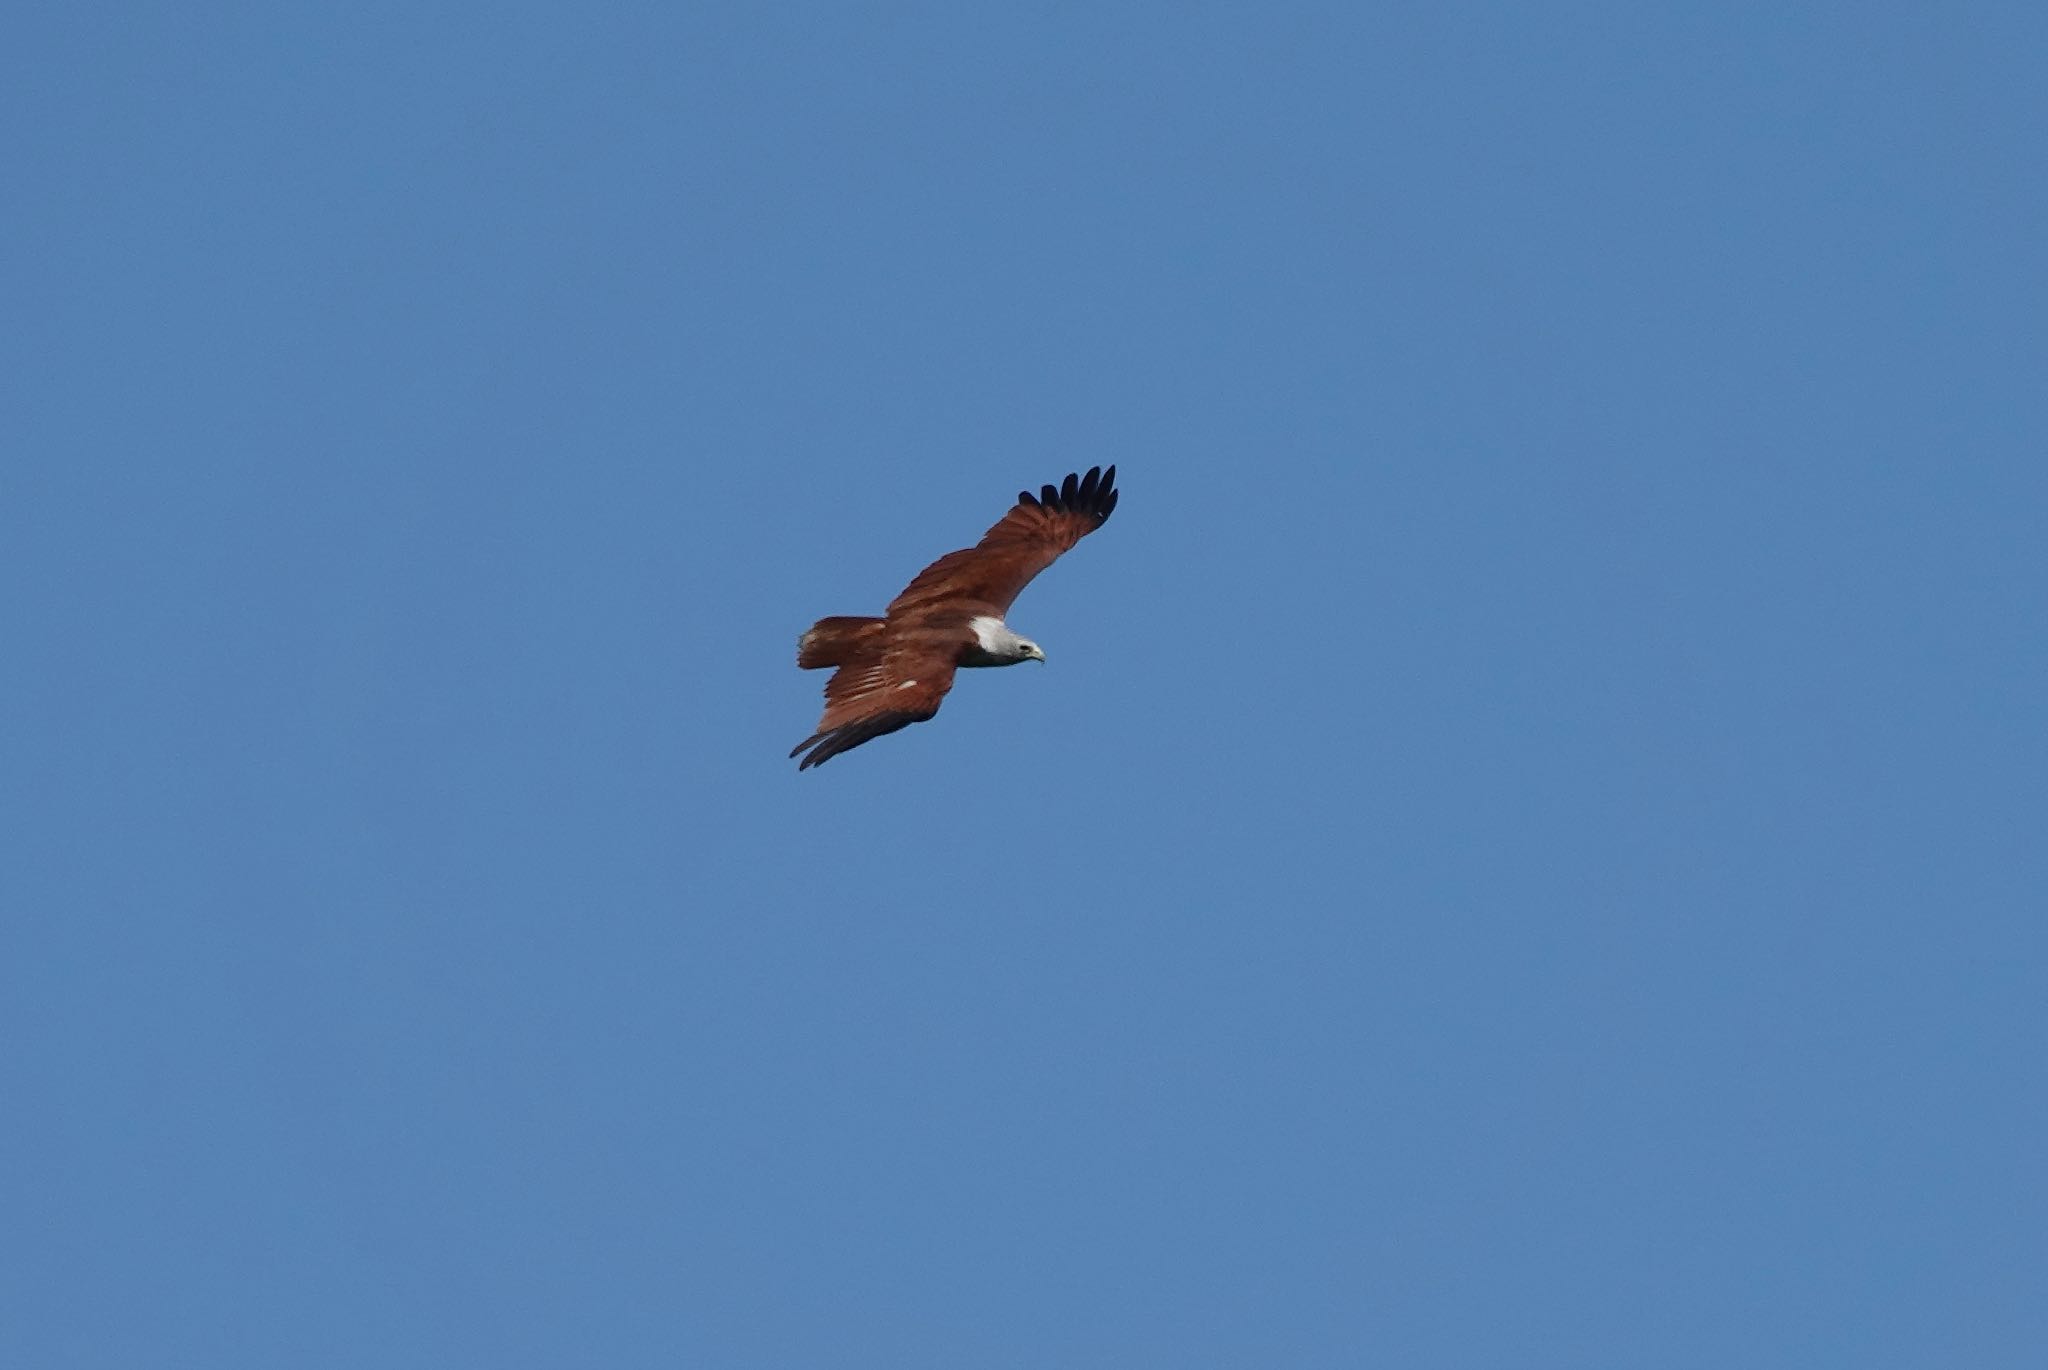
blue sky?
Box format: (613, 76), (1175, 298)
(5, 4), (2044, 1366)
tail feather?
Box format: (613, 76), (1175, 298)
(797, 615), (886, 669)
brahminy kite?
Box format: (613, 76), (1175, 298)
(790, 466), (1119, 769)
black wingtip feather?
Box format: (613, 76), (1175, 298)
(1029, 465), (1119, 523)
(791, 710), (929, 770)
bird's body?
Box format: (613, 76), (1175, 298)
(790, 467), (1118, 769)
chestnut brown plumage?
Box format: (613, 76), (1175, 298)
(790, 466), (1118, 769)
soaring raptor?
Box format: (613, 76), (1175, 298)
(790, 466), (1119, 769)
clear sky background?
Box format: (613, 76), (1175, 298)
(5, 4), (2044, 1367)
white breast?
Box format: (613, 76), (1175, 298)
(962, 614), (1031, 667)
(969, 616), (1010, 653)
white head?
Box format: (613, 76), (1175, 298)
(968, 615), (1047, 666)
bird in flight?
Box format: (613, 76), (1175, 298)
(790, 466), (1119, 769)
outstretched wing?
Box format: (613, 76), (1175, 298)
(789, 637), (960, 770)
(888, 466), (1118, 617)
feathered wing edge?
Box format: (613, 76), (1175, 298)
(1013, 464), (1118, 528)
(789, 708), (935, 770)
